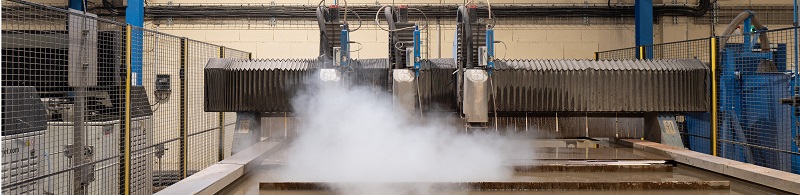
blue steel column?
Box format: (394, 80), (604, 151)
(635, 0), (653, 59)
(69, 0), (84, 10)
(127, 0), (144, 85)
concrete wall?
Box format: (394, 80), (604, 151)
(22, 0), (795, 59)
(153, 21), (635, 60)
(143, 0), (794, 60)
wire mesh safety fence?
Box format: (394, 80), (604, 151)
(220, 48), (249, 159)
(2, 1), (127, 194)
(185, 40), (224, 174)
(647, 38), (714, 155)
(1, 1), (253, 194)
(598, 26), (800, 174)
(132, 26), (184, 192)
(597, 38), (714, 154)
(595, 47), (638, 61)
(716, 26), (799, 174)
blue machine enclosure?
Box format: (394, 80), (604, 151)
(687, 41), (798, 174)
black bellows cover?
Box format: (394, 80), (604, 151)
(491, 59), (709, 112)
(205, 58), (709, 113)
(204, 58), (391, 112)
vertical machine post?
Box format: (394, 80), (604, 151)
(231, 112), (262, 154)
(180, 38), (188, 178)
(711, 37), (718, 156)
(68, 7), (98, 194)
(340, 24), (349, 67)
(485, 27), (495, 75)
(218, 47), (225, 161)
(743, 16), (752, 48)
(122, 24), (133, 195)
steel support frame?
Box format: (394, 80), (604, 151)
(218, 47), (225, 162)
(711, 37), (718, 156)
(122, 24), (133, 195)
(180, 38), (189, 179)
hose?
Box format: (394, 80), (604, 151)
(342, 0), (348, 24)
(349, 41), (363, 52)
(411, 8), (430, 31)
(496, 40), (508, 60)
(375, 6), (429, 32)
(719, 11), (771, 52)
(350, 10), (362, 32)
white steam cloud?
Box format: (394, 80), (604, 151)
(278, 79), (528, 194)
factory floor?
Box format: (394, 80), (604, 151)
(218, 139), (790, 195)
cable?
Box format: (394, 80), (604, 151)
(410, 8), (430, 31)
(350, 10), (362, 32)
(150, 100), (162, 112)
(316, 0), (358, 31)
(487, 0), (492, 20)
(349, 41), (363, 52)
(496, 40), (507, 60)
(102, 0), (118, 15)
(394, 41), (405, 50)
(375, 5), (429, 32)
(335, 0), (348, 24)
